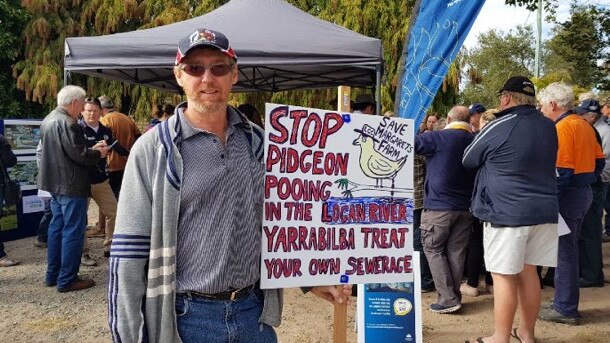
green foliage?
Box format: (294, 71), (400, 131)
(11, 0), (564, 122)
(0, 0), (29, 60)
(505, 0), (556, 12)
(461, 26), (535, 109)
(0, 0), (45, 118)
(544, 4), (609, 90)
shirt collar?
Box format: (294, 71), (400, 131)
(177, 105), (242, 141)
(78, 119), (98, 131)
(555, 110), (574, 124)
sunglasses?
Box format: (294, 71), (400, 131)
(179, 63), (234, 77)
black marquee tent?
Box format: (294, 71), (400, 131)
(64, 0), (384, 96)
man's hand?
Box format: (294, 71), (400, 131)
(92, 141), (109, 158)
(310, 285), (352, 305)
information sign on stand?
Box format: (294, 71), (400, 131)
(0, 119), (44, 241)
(357, 252), (423, 343)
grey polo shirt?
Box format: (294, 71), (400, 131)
(175, 107), (264, 294)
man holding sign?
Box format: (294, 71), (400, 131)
(108, 28), (349, 343)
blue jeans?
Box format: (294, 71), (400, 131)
(176, 289), (277, 343)
(46, 194), (88, 289)
(554, 186), (592, 318)
(578, 182), (608, 284)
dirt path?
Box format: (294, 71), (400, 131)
(1, 209), (609, 342)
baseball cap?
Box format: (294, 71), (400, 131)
(574, 99), (601, 115)
(175, 28), (237, 65)
(498, 76), (536, 97)
(468, 103), (486, 115)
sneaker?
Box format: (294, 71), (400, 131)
(57, 277), (95, 293)
(81, 254), (97, 266)
(429, 302), (461, 314)
(460, 283), (479, 297)
(539, 307), (580, 325)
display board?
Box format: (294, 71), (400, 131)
(2, 119), (42, 154)
(9, 155), (38, 190)
(0, 119), (44, 241)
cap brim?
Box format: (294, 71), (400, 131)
(575, 108), (600, 115)
(177, 43), (236, 65)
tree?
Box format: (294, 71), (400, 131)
(12, 0), (562, 121)
(506, 0), (557, 12)
(461, 25), (535, 108)
(544, 4), (610, 90)
(0, 0), (44, 118)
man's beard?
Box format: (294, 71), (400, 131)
(187, 96), (223, 115)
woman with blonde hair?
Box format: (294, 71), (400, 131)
(479, 109), (500, 130)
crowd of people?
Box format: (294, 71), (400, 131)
(0, 26), (609, 343)
(414, 76), (610, 343)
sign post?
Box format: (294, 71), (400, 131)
(334, 85), (351, 343)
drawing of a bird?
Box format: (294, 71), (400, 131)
(353, 125), (408, 191)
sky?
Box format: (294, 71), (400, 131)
(463, 0), (579, 49)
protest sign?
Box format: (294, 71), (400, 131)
(260, 103), (414, 289)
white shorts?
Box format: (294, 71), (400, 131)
(483, 222), (558, 275)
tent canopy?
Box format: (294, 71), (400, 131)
(64, 0), (384, 93)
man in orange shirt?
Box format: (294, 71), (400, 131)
(98, 96), (141, 198)
(537, 82), (604, 325)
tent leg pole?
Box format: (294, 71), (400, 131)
(64, 69), (70, 86)
(375, 66), (381, 115)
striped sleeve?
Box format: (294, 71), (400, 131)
(108, 135), (154, 343)
(463, 114), (517, 169)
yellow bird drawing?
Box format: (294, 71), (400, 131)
(353, 124), (408, 190)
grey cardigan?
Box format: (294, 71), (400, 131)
(108, 105), (283, 343)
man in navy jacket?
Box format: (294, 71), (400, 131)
(79, 97), (127, 260)
(415, 105), (475, 314)
(463, 76), (559, 343)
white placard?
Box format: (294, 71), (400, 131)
(260, 103), (414, 289)
(37, 190), (51, 198)
(22, 195), (45, 213)
(558, 214), (570, 236)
